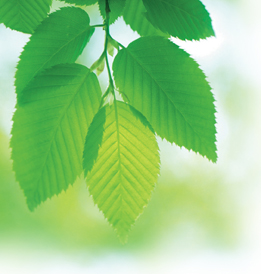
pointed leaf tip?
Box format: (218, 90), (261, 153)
(83, 101), (160, 240)
(113, 36), (217, 161)
(142, 0), (215, 40)
(11, 64), (102, 210)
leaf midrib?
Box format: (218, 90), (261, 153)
(125, 48), (207, 144)
(17, 21), (93, 92)
(32, 70), (91, 206)
(112, 101), (124, 220)
(158, 0), (207, 23)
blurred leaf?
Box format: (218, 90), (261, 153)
(130, 168), (237, 248)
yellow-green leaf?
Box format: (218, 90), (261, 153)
(83, 101), (160, 242)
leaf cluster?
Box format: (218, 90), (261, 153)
(1, 0), (217, 242)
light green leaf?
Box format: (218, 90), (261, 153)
(15, 7), (94, 97)
(83, 101), (160, 242)
(113, 36), (217, 162)
(142, 0), (215, 40)
(11, 64), (102, 211)
(122, 0), (165, 37)
(60, 0), (97, 5)
(98, 0), (126, 24)
(0, 0), (52, 34)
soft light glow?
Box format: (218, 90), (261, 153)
(171, 34), (224, 58)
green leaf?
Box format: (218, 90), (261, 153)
(11, 63), (102, 211)
(142, 0), (215, 40)
(0, 0), (52, 34)
(98, 0), (126, 24)
(60, 0), (97, 5)
(122, 0), (165, 37)
(83, 101), (160, 242)
(15, 7), (94, 97)
(113, 36), (217, 162)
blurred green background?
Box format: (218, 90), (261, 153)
(1, 0), (261, 273)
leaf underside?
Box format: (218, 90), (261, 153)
(142, 0), (215, 40)
(113, 36), (217, 162)
(0, 0), (52, 33)
(15, 7), (94, 97)
(11, 64), (102, 211)
(83, 101), (160, 242)
(122, 0), (166, 37)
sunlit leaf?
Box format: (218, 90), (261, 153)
(15, 7), (94, 97)
(0, 0), (52, 34)
(11, 64), (102, 210)
(142, 0), (215, 40)
(83, 101), (160, 242)
(113, 36), (217, 161)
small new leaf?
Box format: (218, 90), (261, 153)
(11, 64), (102, 211)
(96, 58), (105, 75)
(0, 0), (52, 34)
(15, 7), (94, 97)
(107, 40), (115, 57)
(142, 0), (215, 40)
(83, 101), (160, 242)
(113, 36), (217, 162)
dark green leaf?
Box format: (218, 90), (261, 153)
(15, 7), (94, 97)
(83, 101), (160, 242)
(0, 0), (52, 34)
(122, 0), (165, 37)
(11, 64), (102, 210)
(113, 36), (217, 161)
(98, 0), (126, 24)
(142, 0), (215, 40)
